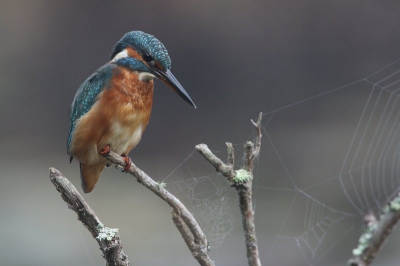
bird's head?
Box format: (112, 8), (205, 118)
(110, 31), (196, 108)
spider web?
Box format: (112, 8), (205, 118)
(162, 59), (400, 265)
(162, 148), (244, 249)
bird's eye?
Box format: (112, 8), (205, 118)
(143, 53), (152, 61)
(143, 53), (156, 67)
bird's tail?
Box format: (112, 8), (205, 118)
(80, 162), (106, 193)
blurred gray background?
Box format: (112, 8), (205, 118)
(1, 1), (400, 265)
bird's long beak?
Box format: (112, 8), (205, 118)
(151, 68), (196, 108)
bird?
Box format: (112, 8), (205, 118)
(67, 31), (196, 193)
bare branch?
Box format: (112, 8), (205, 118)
(244, 112), (262, 172)
(172, 209), (211, 266)
(250, 112), (263, 161)
(49, 168), (130, 266)
(226, 142), (235, 169)
(172, 209), (195, 252)
(102, 151), (214, 266)
(196, 113), (263, 266)
(348, 193), (400, 266)
(195, 143), (235, 182)
(236, 185), (260, 266)
(244, 141), (255, 172)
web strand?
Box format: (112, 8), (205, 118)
(161, 59), (400, 265)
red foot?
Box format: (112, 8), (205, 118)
(121, 154), (132, 172)
(100, 144), (111, 156)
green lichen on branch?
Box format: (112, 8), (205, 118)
(157, 181), (166, 188)
(349, 192), (400, 265)
(352, 223), (378, 256)
(96, 223), (119, 241)
(233, 169), (253, 184)
(389, 196), (400, 211)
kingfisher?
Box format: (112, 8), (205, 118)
(67, 31), (196, 193)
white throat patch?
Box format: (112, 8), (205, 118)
(111, 49), (129, 62)
(139, 72), (156, 81)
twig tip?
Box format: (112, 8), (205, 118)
(49, 167), (60, 178)
(195, 143), (207, 150)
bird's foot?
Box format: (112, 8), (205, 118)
(121, 154), (132, 172)
(100, 144), (111, 156)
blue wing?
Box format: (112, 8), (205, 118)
(67, 64), (115, 157)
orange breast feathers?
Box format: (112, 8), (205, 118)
(70, 67), (154, 165)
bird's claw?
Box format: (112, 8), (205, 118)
(100, 144), (111, 156)
(121, 154), (132, 172)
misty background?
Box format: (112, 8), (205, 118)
(1, 1), (400, 265)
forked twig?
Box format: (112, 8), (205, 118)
(101, 151), (214, 266)
(196, 112), (263, 266)
(50, 150), (214, 266)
